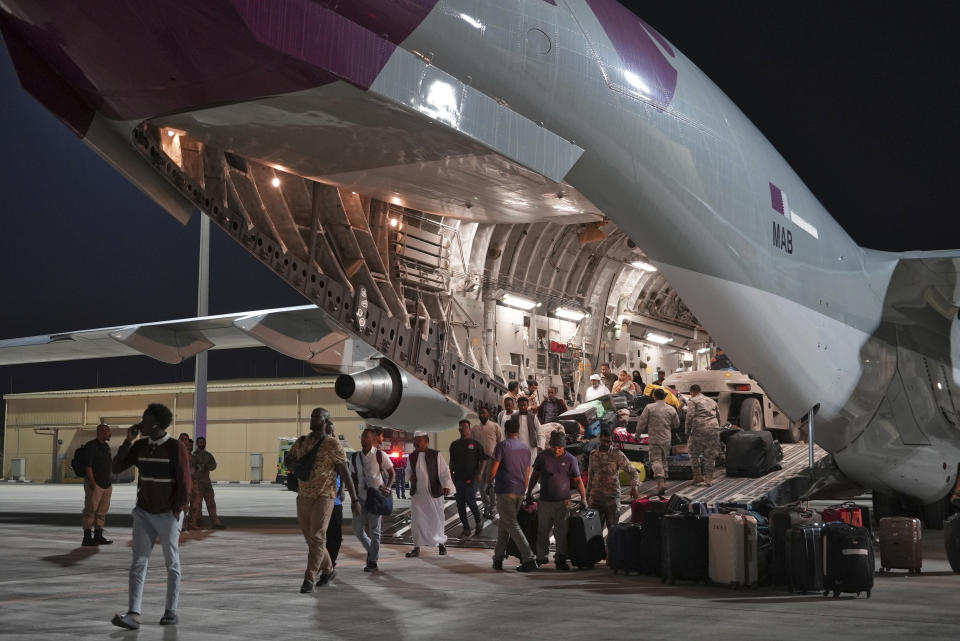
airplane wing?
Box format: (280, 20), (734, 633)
(0, 305), (358, 367)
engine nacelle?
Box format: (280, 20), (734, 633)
(335, 359), (466, 432)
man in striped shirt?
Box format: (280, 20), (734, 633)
(110, 404), (191, 630)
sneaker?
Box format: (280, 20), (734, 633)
(438, 544), (447, 556)
(159, 610), (178, 625)
(535, 557), (548, 567)
(556, 559), (571, 571)
(460, 528), (471, 538)
(492, 558), (504, 571)
(300, 579), (314, 593)
(405, 547), (420, 558)
(516, 560), (538, 573)
(474, 525), (484, 537)
(111, 612), (141, 630)
(363, 563), (378, 572)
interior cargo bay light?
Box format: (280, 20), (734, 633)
(553, 307), (587, 321)
(646, 332), (673, 344)
(501, 293), (539, 310)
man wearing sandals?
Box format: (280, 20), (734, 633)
(110, 404), (191, 629)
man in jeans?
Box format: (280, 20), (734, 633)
(489, 418), (537, 572)
(449, 419), (484, 538)
(472, 406), (503, 519)
(79, 422), (114, 547)
(527, 430), (585, 571)
(286, 408), (360, 592)
(350, 427), (395, 572)
(110, 405), (191, 630)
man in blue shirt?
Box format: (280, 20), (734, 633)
(489, 418), (537, 572)
(326, 475), (343, 567)
(527, 430), (585, 571)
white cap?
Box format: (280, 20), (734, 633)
(589, 374), (601, 381)
(413, 430), (428, 438)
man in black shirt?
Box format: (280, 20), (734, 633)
(80, 422), (114, 546)
(449, 419), (484, 538)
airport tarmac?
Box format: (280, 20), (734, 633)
(0, 484), (956, 640)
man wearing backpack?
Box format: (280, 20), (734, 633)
(77, 422), (114, 547)
(285, 408), (361, 593)
(350, 427), (395, 572)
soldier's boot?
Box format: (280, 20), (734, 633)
(656, 478), (667, 496)
(692, 470), (705, 486)
(81, 529), (98, 546)
(703, 472), (713, 487)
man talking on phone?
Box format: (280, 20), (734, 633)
(110, 403), (191, 630)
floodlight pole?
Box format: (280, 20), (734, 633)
(194, 215), (210, 439)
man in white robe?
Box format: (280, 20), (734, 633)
(404, 431), (456, 558)
(514, 397), (542, 463)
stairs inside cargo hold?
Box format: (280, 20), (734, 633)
(380, 442), (830, 548)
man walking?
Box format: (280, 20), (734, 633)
(536, 385), (568, 425)
(527, 431), (585, 570)
(406, 431), (455, 558)
(350, 427), (395, 572)
(285, 408), (360, 592)
(498, 395), (517, 426)
(586, 428), (640, 529)
(188, 437), (223, 530)
(473, 406), (503, 519)
(490, 418), (537, 572)
(79, 422), (114, 547)
(636, 388), (679, 495)
(393, 451), (408, 499)
(515, 396), (542, 462)
(686, 384), (722, 486)
(449, 420), (484, 538)
(110, 404), (191, 630)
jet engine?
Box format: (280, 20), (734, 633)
(335, 359), (466, 432)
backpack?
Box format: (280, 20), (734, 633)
(70, 444), (86, 478)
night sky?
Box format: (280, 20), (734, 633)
(1, 2), (958, 397)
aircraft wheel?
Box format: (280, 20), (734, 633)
(739, 397), (763, 432)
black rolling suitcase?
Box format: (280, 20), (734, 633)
(661, 513), (709, 583)
(567, 507), (606, 568)
(945, 513), (960, 573)
(725, 430), (781, 477)
(786, 523), (824, 593)
(821, 522), (874, 598)
(506, 502), (538, 560)
(769, 504), (821, 585)
(639, 511), (664, 576)
(607, 523), (643, 574)
(558, 406), (598, 428)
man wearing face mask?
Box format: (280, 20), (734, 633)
(110, 404), (191, 630)
(187, 437), (224, 531)
(585, 428), (640, 529)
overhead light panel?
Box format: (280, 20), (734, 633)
(554, 307), (587, 321)
(646, 332), (673, 344)
(696, 347), (711, 354)
(631, 260), (657, 272)
(271, 177), (281, 188)
(502, 293), (538, 310)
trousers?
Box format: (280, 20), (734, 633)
(354, 507), (382, 564)
(82, 479), (112, 529)
(454, 479), (481, 530)
(128, 506), (182, 614)
(296, 495), (335, 581)
(535, 500), (570, 560)
(493, 494), (534, 563)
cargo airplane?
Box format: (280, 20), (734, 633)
(1, 1), (957, 515)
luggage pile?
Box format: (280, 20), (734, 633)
(603, 496), (893, 598)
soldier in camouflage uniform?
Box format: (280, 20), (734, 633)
(636, 388), (679, 495)
(585, 429), (640, 528)
(685, 384), (722, 486)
